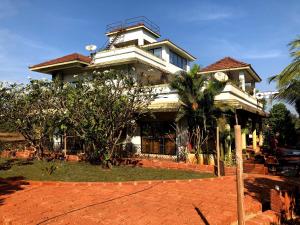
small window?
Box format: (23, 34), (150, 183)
(169, 50), (187, 70)
(148, 47), (162, 59)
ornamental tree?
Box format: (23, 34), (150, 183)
(0, 79), (60, 157)
(53, 69), (156, 166)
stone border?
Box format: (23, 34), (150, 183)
(25, 176), (235, 187)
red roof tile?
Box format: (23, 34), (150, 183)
(29, 53), (91, 69)
(201, 57), (249, 72)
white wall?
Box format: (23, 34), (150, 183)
(109, 28), (157, 47)
(93, 46), (183, 74)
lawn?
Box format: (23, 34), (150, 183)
(0, 158), (213, 182)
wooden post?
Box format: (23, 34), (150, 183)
(216, 127), (220, 177)
(63, 132), (67, 157)
(235, 125), (245, 225)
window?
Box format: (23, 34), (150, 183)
(169, 50), (187, 70)
(141, 122), (176, 155)
(148, 47), (162, 59)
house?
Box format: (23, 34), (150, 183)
(29, 17), (266, 158)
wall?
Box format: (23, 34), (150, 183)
(109, 28), (157, 47)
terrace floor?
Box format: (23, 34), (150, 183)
(1, 174), (297, 225)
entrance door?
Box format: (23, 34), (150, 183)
(141, 122), (176, 155)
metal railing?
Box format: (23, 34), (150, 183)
(106, 16), (160, 35)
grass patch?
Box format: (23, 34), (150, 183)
(0, 158), (214, 182)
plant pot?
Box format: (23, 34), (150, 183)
(196, 153), (204, 165)
(208, 154), (215, 165)
(187, 153), (197, 164)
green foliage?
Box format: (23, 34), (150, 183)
(56, 70), (155, 164)
(0, 69), (155, 164)
(269, 36), (300, 113)
(266, 103), (297, 146)
(0, 79), (61, 156)
(42, 161), (57, 175)
(0, 158), (214, 182)
(171, 64), (227, 156)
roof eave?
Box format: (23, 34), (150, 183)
(106, 25), (161, 38)
(29, 60), (90, 73)
(199, 66), (262, 82)
(141, 40), (196, 61)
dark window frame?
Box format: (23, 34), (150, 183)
(148, 47), (162, 59)
(169, 50), (187, 70)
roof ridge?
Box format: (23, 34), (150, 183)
(223, 56), (249, 66)
(200, 56), (249, 72)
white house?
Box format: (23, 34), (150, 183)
(29, 17), (266, 158)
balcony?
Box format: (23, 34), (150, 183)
(92, 45), (183, 74)
(148, 83), (264, 114)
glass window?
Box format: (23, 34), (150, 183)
(148, 47), (162, 59)
(169, 50), (187, 70)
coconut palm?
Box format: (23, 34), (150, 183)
(269, 36), (300, 112)
(171, 64), (227, 160)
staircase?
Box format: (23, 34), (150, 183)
(102, 29), (125, 51)
(243, 162), (267, 175)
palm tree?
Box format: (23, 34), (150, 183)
(171, 64), (227, 161)
(269, 36), (300, 113)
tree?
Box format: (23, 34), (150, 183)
(269, 36), (300, 114)
(171, 64), (227, 162)
(0, 69), (155, 165)
(0, 79), (60, 157)
(55, 69), (155, 167)
(266, 103), (297, 146)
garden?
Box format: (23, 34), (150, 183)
(0, 158), (213, 182)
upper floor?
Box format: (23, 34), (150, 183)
(29, 17), (195, 77)
(28, 17), (265, 116)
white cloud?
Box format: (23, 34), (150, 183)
(172, 2), (239, 23)
(204, 38), (284, 60)
(184, 12), (233, 22)
(241, 50), (283, 59)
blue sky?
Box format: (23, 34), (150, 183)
(0, 0), (299, 111)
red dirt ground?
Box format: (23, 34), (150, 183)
(0, 175), (297, 225)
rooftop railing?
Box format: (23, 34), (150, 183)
(106, 16), (160, 35)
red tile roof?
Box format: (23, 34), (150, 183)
(201, 57), (249, 72)
(29, 53), (91, 69)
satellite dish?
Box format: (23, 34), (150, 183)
(256, 92), (264, 99)
(214, 72), (228, 82)
(85, 44), (97, 52)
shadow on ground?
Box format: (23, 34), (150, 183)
(0, 158), (33, 171)
(0, 176), (29, 206)
(194, 205), (210, 225)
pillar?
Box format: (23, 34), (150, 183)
(252, 119), (257, 152)
(259, 121), (264, 146)
(241, 132), (247, 150)
(239, 71), (245, 91)
(240, 116), (247, 150)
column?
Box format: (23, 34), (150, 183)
(241, 132), (247, 150)
(259, 120), (264, 146)
(252, 119), (257, 152)
(240, 117), (247, 150)
(239, 71), (245, 91)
